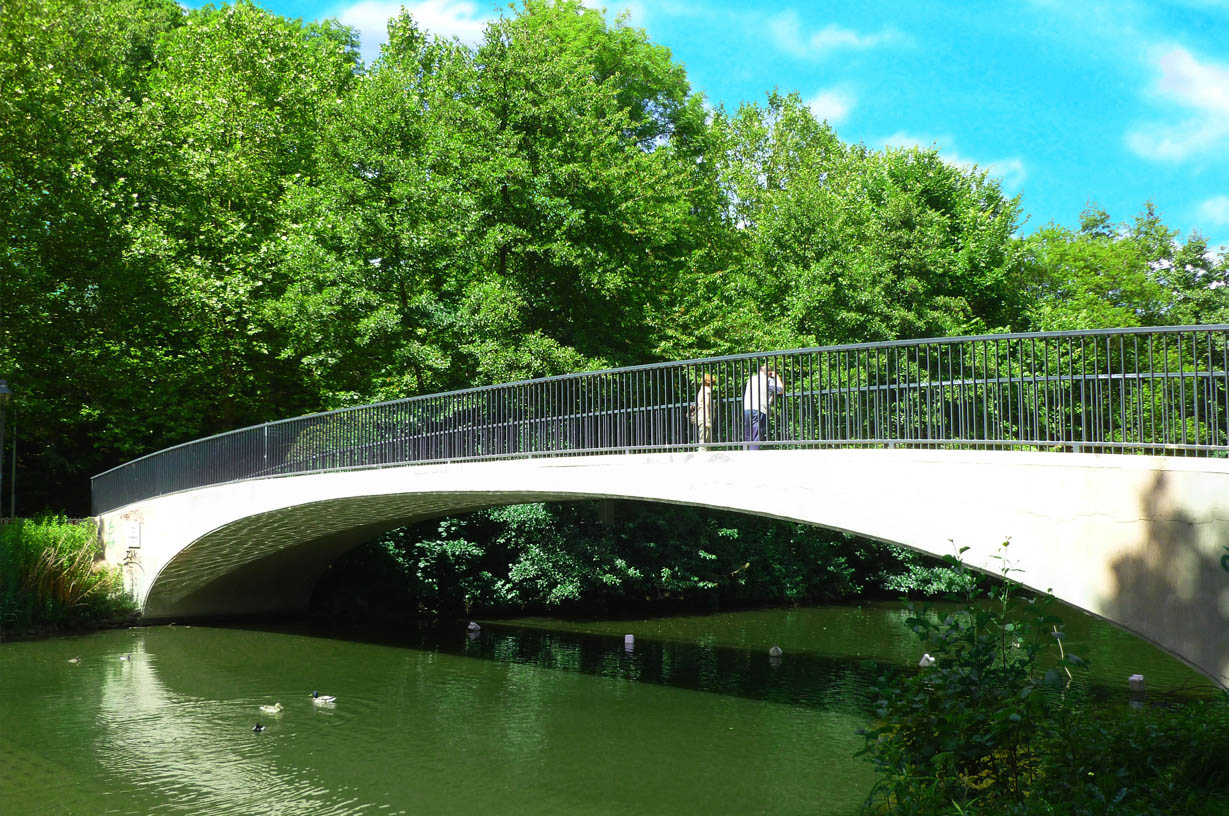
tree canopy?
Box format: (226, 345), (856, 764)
(1, 0), (1225, 513)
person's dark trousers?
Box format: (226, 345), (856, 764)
(743, 409), (767, 450)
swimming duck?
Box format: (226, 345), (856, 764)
(253, 723), (265, 733)
(67, 657), (80, 664)
(918, 653), (936, 668)
(467, 621), (481, 632)
(768, 645), (783, 658)
(311, 691), (336, 705)
(119, 655), (132, 662)
(259, 703), (283, 714)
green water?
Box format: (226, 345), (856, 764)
(0, 604), (1211, 815)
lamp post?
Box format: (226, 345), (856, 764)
(0, 380), (10, 520)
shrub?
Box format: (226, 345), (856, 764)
(858, 541), (1229, 816)
(859, 542), (1085, 813)
(0, 515), (134, 635)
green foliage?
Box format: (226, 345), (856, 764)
(1023, 204), (1229, 331)
(314, 501), (915, 617)
(3, 0), (1225, 517)
(859, 542), (1229, 815)
(860, 542), (1084, 813)
(879, 545), (977, 596)
(0, 516), (134, 635)
(1033, 698), (1229, 816)
(696, 92), (1027, 352)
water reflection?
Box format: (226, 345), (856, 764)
(90, 637), (393, 815)
(1, 601), (1212, 816)
(308, 619), (884, 716)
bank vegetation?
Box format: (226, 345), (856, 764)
(0, 516), (135, 639)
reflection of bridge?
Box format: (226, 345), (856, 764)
(94, 327), (1229, 688)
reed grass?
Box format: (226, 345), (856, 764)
(0, 515), (134, 636)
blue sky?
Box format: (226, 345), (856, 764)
(239, 0), (1229, 254)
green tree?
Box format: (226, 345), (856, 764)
(129, 0), (360, 426)
(267, 12), (479, 401)
(1023, 203), (1229, 331)
(705, 93), (1026, 350)
(0, 0), (184, 511)
(271, 0), (714, 399)
(462, 0), (711, 373)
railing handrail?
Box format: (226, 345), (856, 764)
(91, 325), (1229, 514)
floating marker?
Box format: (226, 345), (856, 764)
(1128, 673), (1147, 709)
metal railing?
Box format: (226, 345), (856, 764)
(91, 326), (1229, 514)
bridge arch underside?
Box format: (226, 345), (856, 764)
(122, 450), (1229, 689)
(142, 491), (586, 620)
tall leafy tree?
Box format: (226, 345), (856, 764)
(706, 92), (1026, 349)
(268, 13), (481, 402)
(1023, 204), (1229, 330)
(0, 0), (183, 511)
(463, 0), (711, 375)
(271, 0), (714, 398)
(128, 0), (360, 426)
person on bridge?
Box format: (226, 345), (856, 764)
(742, 365), (784, 450)
(693, 372), (715, 450)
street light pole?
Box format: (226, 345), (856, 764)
(0, 380), (10, 520)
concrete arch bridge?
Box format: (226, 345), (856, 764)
(93, 326), (1229, 689)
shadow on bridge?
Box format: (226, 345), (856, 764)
(1103, 470), (1229, 689)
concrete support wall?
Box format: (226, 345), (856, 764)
(99, 449), (1229, 688)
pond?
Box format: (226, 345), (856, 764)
(0, 602), (1210, 815)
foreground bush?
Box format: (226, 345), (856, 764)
(0, 515), (135, 636)
(859, 543), (1229, 815)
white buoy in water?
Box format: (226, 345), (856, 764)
(1128, 673), (1147, 709)
(624, 634), (635, 650)
(918, 653), (936, 668)
(467, 621), (481, 632)
(768, 645), (783, 658)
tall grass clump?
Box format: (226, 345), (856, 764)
(0, 515), (134, 636)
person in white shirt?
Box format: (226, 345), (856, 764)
(742, 365), (784, 450)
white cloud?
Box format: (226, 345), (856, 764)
(881, 132), (1028, 192)
(337, 0), (492, 64)
(983, 157), (1028, 192)
(1198, 195), (1229, 225)
(1126, 46), (1229, 161)
(768, 11), (901, 58)
(805, 87), (854, 124)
